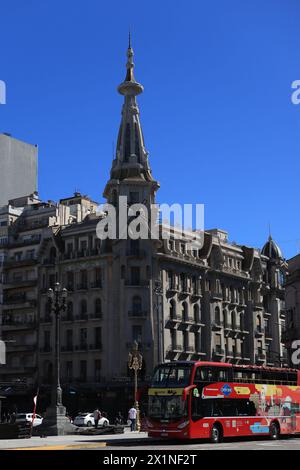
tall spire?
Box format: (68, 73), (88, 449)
(106, 39), (154, 183)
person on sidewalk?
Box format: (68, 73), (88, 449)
(128, 405), (137, 431)
(93, 408), (101, 429)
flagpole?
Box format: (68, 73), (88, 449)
(30, 388), (39, 436)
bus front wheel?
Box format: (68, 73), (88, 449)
(210, 424), (222, 444)
(270, 422), (280, 440)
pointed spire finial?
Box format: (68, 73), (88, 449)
(128, 29), (131, 49)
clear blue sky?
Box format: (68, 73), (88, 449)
(1, 0), (300, 258)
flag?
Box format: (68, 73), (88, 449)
(31, 388), (39, 427)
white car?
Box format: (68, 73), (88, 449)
(15, 413), (43, 427)
(73, 412), (109, 428)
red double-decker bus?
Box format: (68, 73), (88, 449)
(147, 361), (300, 442)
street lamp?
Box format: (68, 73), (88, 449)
(38, 282), (74, 435)
(128, 341), (143, 432)
(47, 283), (67, 407)
(154, 280), (164, 364)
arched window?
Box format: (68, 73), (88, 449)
(239, 312), (244, 331)
(95, 298), (102, 315)
(223, 309), (227, 326)
(215, 306), (221, 325)
(67, 301), (73, 320)
(132, 296), (142, 314)
(256, 315), (262, 332)
(193, 304), (200, 323)
(170, 300), (176, 319)
(182, 302), (188, 321)
(80, 299), (87, 316)
(231, 310), (236, 329)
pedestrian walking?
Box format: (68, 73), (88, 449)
(93, 408), (101, 429)
(128, 405), (137, 432)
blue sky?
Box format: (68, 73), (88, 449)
(1, 0), (300, 258)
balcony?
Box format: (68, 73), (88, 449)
(167, 344), (183, 353)
(61, 315), (73, 322)
(128, 310), (147, 318)
(75, 314), (89, 322)
(3, 257), (37, 268)
(166, 314), (181, 324)
(75, 344), (88, 351)
(213, 348), (225, 357)
(89, 343), (103, 351)
(210, 291), (223, 301)
(2, 296), (37, 310)
(2, 319), (37, 331)
(254, 328), (265, 337)
(3, 279), (37, 289)
(167, 282), (179, 295)
(182, 316), (194, 324)
(212, 321), (223, 331)
(253, 301), (264, 310)
(225, 350), (234, 358)
(90, 281), (102, 289)
(77, 284), (88, 291)
(184, 346), (194, 353)
(89, 312), (103, 320)
(255, 352), (266, 362)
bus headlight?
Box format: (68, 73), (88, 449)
(177, 420), (189, 429)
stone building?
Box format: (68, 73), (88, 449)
(0, 42), (289, 413)
(0, 133), (38, 207)
(282, 254), (300, 366)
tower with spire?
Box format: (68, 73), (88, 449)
(103, 39), (161, 378)
(104, 37), (159, 204)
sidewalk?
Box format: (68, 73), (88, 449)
(0, 430), (149, 450)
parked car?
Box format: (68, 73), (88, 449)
(15, 413), (43, 427)
(73, 412), (109, 427)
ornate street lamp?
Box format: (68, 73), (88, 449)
(154, 280), (164, 364)
(47, 283), (67, 407)
(38, 283), (74, 436)
(128, 341), (143, 432)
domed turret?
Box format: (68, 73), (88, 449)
(261, 235), (283, 259)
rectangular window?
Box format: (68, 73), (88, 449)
(132, 325), (142, 344)
(131, 267), (140, 286)
(80, 360), (87, 382)
(95, 327), (102, 349)
(80, 328), (87, 348)
(95, 360), (101, 382)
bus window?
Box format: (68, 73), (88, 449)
(194, 366), (231, 383)
(191, 396), (213, 421)
(236, 399), (257, 416)
(212, 399), (237, 417)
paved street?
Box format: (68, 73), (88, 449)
(0, 430), (300, 450)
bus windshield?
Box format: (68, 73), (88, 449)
(148, 395), (188, 422)
(151, 364), (192, 388)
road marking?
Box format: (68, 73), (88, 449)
(8, 442), (107, 451)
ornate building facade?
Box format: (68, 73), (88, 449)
(0, 43), (289, 413)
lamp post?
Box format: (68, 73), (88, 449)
(128, 341), (143, 432)
(47, 283), (67, 407)
(154, 280), (164, 364)
(38, 282), (74, 436)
